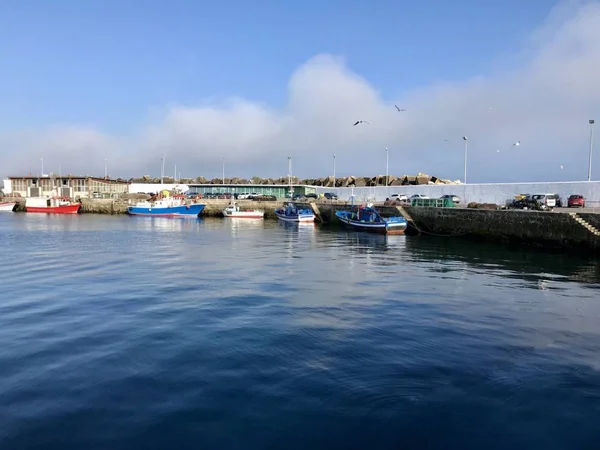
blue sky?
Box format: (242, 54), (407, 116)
(0, 0), (598, 182)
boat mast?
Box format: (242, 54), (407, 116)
(288, 155), (293, 197)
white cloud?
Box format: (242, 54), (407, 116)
(2, 1), (600, 182)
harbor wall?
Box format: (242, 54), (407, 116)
(402, 206), (600, 252)
(314, 181), (600, 206)
(78, 199), (283, 218)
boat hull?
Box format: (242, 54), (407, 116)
(26, 204), (81, 214)
(274, 211), (315, 223)
(127, 204), (205, 217)
(223, 212), (264, 219)
(336, 212), (407, 235)
(0, 202), (16, 212)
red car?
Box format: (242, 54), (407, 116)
(567, 194), (585, 208)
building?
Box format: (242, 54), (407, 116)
(185, 183), (315, 198)
(3, 176), (130, 199)
(127, 182), (316, 198)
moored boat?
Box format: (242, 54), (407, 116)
(0, 201), (16, 212)
(274, 202), (315, 223)
(335, 204), (407, 235)
(127, 194), (205, 217)
(25, 197), (81, 214)
(222, 202), (264, 219)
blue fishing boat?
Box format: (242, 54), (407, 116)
(274, 202), (315, 223)
(128, 195), (205, 217)
(335, 203), (408, 235)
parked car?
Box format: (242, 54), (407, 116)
(548, 194), (562, 207)
(440, 194), (460, 204)
(509, 198), (545, 210)
(252, 194), (277, 201)
(567, 194), (586, 208)
(323, 192), (338, 200)
(409, 194), (429, 201)
(305, 193), (318, 199)
(386, 194), (408, 202)
(531, 193), (556, 210)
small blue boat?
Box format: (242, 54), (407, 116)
(274, 202), (315, 223)
(335, 203), (408, 235)
(128, 196), (205, 217)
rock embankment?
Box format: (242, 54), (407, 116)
(128, 172), (462, 188)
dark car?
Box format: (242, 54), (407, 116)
(567, 194), (585, 208)
(509, 198), (545, 210)
(252, 194), (277, 201)
(323, 192), (338, 200)
(305, 193), (318, 199)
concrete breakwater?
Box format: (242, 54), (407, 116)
(77, 199), (286, 218)
(300, 202), (600, 253)
(8, 198), (286, 218)
(10, 198), (291, 217)
(8, 197), (600, 253)
(402, 206), (600, 253)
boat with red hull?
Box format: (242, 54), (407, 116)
(25, 197), (81, 214)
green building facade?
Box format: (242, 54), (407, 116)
(186, 184), (314, 198)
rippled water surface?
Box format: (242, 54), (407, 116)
(1, 214), (600, 449)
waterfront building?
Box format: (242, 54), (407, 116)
(3, 175), (130, 199)
(128, 182), (316, 198)
(186, 183), (312, 198)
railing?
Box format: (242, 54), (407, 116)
(410, 198), (456, 208)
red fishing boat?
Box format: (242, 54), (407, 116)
(25, 197), (81, 214)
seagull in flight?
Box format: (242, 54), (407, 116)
(353, 120), (370, 126)
(512, 141), (521, 147)
(394, 105), (406, 112)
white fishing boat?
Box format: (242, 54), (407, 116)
(0, 201), (16, 212)
(222, 202), (264, 219)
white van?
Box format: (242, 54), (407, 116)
(531, 194), (556, 209)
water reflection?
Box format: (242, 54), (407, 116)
(127, 216), (204, 232)
(403, 236), (600, 288)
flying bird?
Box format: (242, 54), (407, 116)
(512, 141), (521, 147)
(560, 165), (564, 170)
(394, 105), (406, 112)
(353, 120), (370, 126)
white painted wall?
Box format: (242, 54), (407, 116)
(128, 183), (189, 193)
(1, 179), (12, 194)
(313, 181), (600, 206)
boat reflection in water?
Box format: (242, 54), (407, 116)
(333, 230), (407, 269)
(127, 216), (203, 233)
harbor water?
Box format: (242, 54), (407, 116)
(1, 214), (599, 449)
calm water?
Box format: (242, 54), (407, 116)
(1, 214), (600, 449)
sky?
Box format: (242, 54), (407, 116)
(0, 0), (599, 183)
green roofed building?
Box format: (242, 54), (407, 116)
(186, 184), (315, 198)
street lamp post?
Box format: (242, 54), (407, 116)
(222, 157), (225, 184)
(40, 157), (44, 176)
(160, 158), (164, 184)
(385, 147), (389, 186)
(104, 158), (108, 180)
(589, 120), (595, 182)
(462, 136), (468, 184)
(333, 154), (336, 188)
